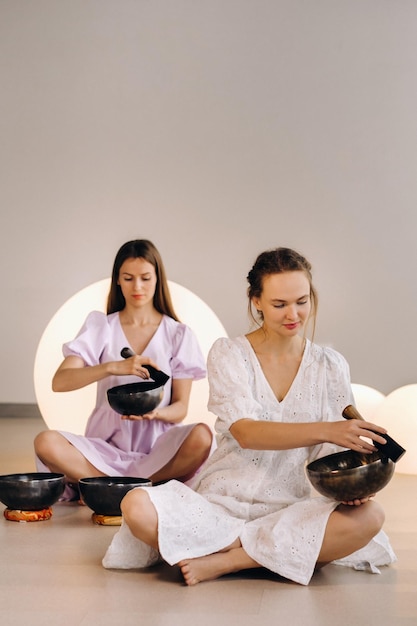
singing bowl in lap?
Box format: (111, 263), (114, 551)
(0, 473), (65, 510)
(306, 450), (395, 501)
(78, 477), (152, 516)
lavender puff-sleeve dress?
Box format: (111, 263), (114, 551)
(38, 311), (207, 481)
(103, 336), (396, 584)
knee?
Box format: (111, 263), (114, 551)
(367, 500), (385, 534)
(34, 430), (52, 456)
(121, 488), (149, 527)
(121, 488), (158, 538)
(185, 424), (213, 457)
(34, 430), (62, 460)
(354, 501), (385, 542)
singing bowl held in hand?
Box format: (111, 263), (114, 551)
(107, 363), (170, 416)
(79, 476), (152, 516)
(306, 450), (395, 501)
(0, 473), (65, 510)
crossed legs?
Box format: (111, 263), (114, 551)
(34, 423), (212, 484)
(34, 430), (106, 483)
(180, 501), (385, 585)
(121, 488), (385, 586)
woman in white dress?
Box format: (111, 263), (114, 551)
(34, 239), (212, 499)
(103, 247), (395, 585)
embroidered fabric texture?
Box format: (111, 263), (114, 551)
(103, 337), (396, 585)
(102, 520), (160, 569)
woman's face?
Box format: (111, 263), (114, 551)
(252, 271), (312, 336)
(118, 257), (157, 309)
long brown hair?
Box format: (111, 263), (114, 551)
(106, 239), (179, 320)
(247, 247), (318, 338)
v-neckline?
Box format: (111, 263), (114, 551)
(243, 335), (308, 405)
(117, 313), (164, 355)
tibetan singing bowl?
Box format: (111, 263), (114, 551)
(306, 450), (395, 501)
(107, 381), (165, 416)
(0, 473), (65, 510)
(79, 477), (152, 516)
(107, 358), (170, 416)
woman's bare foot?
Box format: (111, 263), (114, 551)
(179, 553), (233, 586)
(178, 543), (260, 586)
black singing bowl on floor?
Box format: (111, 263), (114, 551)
(78, 477), (152, 516)
(0, 473), (65, 510)
(306, 450), (395, 501)
(107, 364), (170, 416)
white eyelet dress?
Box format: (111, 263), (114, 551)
(104, 336), (396, 584)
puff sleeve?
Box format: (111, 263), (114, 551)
(168, 322), (207, 381)
(207, 337), (264, 434)
(62, 311), (110, 366)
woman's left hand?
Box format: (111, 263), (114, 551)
(341, 494), (375, 506)
(121, 410), (159, 421)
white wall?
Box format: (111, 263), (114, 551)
(1, 0), (417, 403)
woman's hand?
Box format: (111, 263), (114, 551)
(323, 419), (387, 454)
(121, 410), (159, 421)
(111, 354), (160, 379)
(341, 494), (376, 506)
(52, 354), (160, 392)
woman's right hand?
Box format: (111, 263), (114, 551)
(52, 354), (160, 392)
(324, 419), (387, 454)
(111, 354), (160, 379)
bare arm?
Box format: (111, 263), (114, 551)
(229, 417), (387, 454)
(52, 354), (159, 392)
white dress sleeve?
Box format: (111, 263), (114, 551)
(207, 337), (264, 435)
(307, 345), (356, 462)
(322, 346), (355, 418)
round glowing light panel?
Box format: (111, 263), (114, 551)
(351, 383), (386, 420)
(374, 384), (417, 475)
(34, 279), (227, 434)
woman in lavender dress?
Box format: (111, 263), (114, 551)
(34, 240), (212, 498)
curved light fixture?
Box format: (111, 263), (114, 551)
(34, 279), (227, 434)
(351, 383), (386, 420)
(374, 384), (417, 475)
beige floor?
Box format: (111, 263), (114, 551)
(0, 416), (416, 626)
